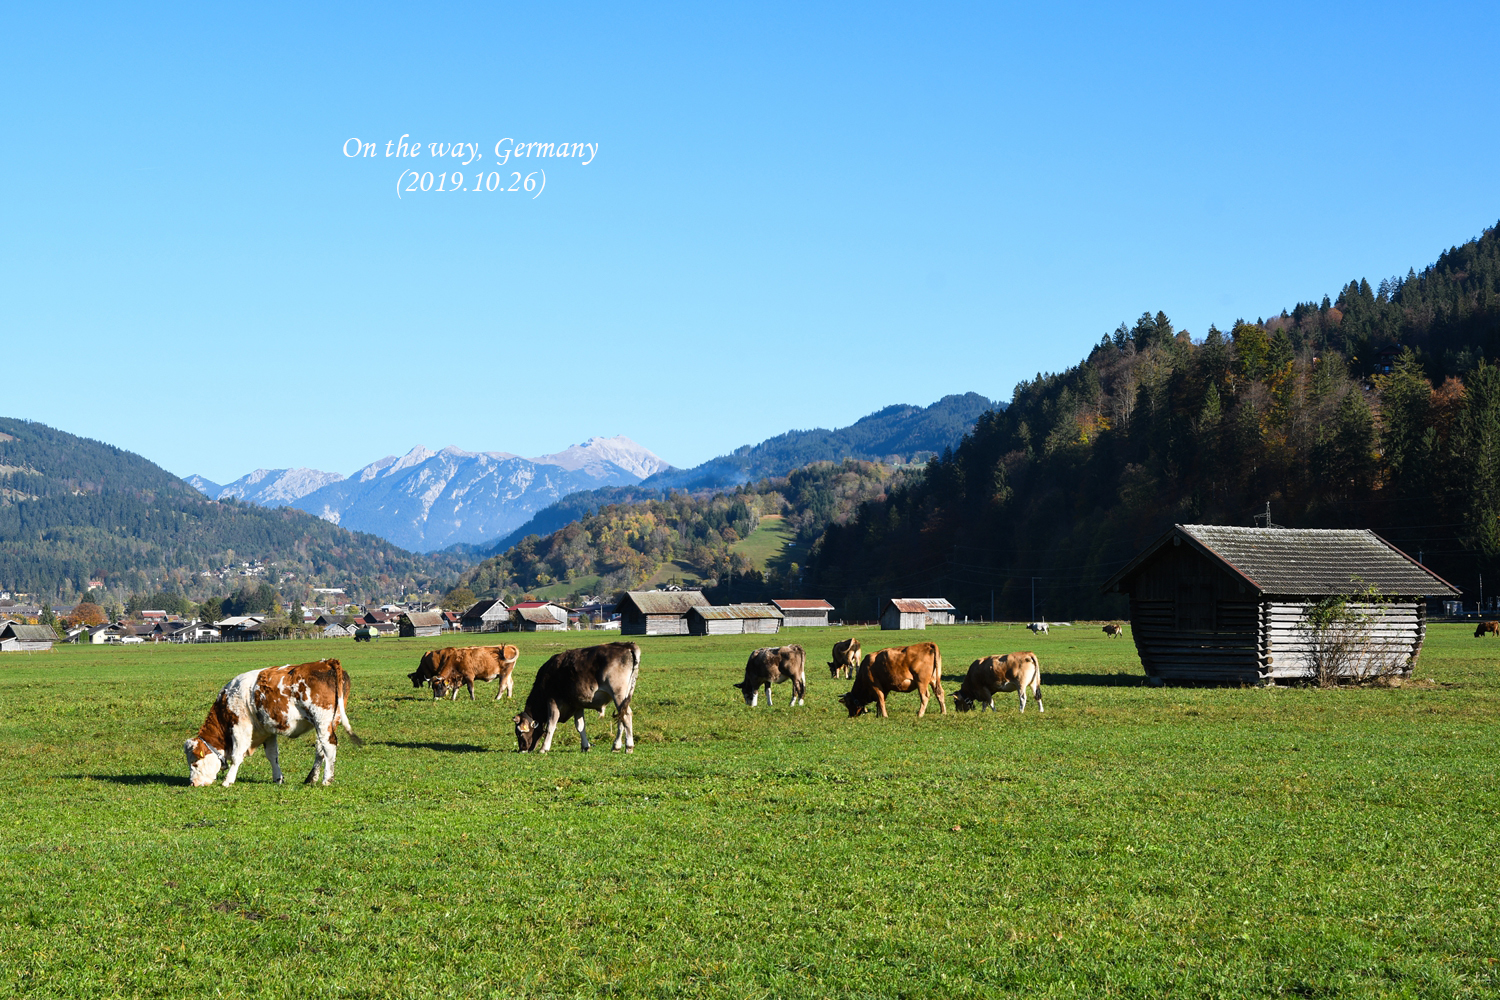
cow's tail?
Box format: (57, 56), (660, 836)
(332, 660), (365, 746)
(1030, 652), (1043, 701)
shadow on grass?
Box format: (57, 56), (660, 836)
(74, 773), (190, 786)
(940, 671), (1143, 687)
(376, 740), (491, 754)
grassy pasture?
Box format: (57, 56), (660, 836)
(730, 516), (797, 572)
(0, 624), (1497, 998)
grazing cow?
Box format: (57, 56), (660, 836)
(410, 645), (519, 700)
(736, 644), (807, 707)
(839, 642), (945, 718)
(1027, 621), (1048, 635)
(1475, 621), (1500, 638)
(513, 642), (641, 753)
(1102, 623), (1124, 638)
(185, 658), (362, 787)
(827, 637), (862, 680)
(953, 652), (1044, 713)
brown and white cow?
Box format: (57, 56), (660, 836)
(839, 641), (945, 718)
(513, 641), (641, 753)
(953, 652), (1044, 713)
(1475, 621), (1499, 638)
(410, 645), (519, 700)
(185, 658), (362, 787)
(1102, 623), (1124, 638)
(736, 644), (806, 707)
(827, 637), (862, 680)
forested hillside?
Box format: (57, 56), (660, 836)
(0, 419), (458, 603)
(459, 461), (918, 603)
(805, 221), (1500, 620)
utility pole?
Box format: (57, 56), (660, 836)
(990, 589), (994, 624)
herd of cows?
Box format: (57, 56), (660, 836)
(183, 636), (1051, 787)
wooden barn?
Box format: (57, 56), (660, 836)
(687, 603), (784, 636)
(1103, 524), (1460, 684)
(912, 597), (958, 625)
(771, 599), (834, 627)
(618, 590), (711, 636)
(880, 599), (930, 630)
(461, 599), (510, 632)
(399, 611), (445, 638)
(0, 622), (56, 652)
(514, 606), (568, 631)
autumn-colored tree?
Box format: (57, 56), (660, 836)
(66, 602), (107, 627)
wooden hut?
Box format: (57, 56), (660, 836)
(880, 599), (929, 630)
(514, 606), (568, 632)
(687, 604), (784, 636)
(0, 622), (56, 652)
(618, 591), (711, 636)
(461, 599), (510, 632)
(771, 599), (833, 627)
(399, 611), (445, 638)
(1103, 524), (1460, 684)
(912, 598), (957, 625)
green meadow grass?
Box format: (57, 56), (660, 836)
(1, 624), (1497, 998)
(730, 516), (797, 572)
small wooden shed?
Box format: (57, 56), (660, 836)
(771, 599), (834, 627)
(1103, 524), (1460, 683)
(687, 603), (784, 636)
(0, 622), (56, 652)
(619, 590), (711, 636)
(880, 599), (929, 630)
(911, 598), (958, 625)
(399, 611), (445, 638)
(514, 606), (568, 632)
(461, 599), (511, 632)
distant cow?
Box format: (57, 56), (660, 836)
(513, 642), (641, 753)
(953, 652), (1044, 713)
(839, 641), (945, 718)
(1475, 621), (1500, 638)
(185, 658), (362, 787)
(410, 645), (519, 700)
(1027, 622), (1048, 635)
(1102, 623), (1124, 638)
(736, 644), (806, 707)
(827, 637), (862, 680)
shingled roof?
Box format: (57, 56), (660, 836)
(688, 603), (784, 621)
(621, 591), (711, 615)
(1107, 524), (1459, 597)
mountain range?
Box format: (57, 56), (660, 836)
(190, 395), (999, 555)
(187, 437), (671, 553)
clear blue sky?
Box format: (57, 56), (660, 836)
(3, 2), (1496, 484)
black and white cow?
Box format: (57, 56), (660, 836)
(513, 642), (641, 753)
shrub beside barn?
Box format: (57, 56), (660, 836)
(1104, 524), (1459, 683)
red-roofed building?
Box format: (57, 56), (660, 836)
(770, 599), (833, 627)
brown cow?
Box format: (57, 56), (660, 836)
(409, 645), (519, 700)
(736, 645), (806, 707)
(839, 642), (945, 718)
(1475, 621), (1499, 638)
(514, 642), (641, 753)
(185, 658), (362, 787)
(953, 652), (1044, 713)
(827, 637), (862, 680)
(1102, 623), (1124, 638)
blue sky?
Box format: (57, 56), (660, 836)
(3, 2), (1497, 484)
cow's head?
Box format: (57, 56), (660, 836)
(184, 738), (222, 787)
(826, 661), (841, 678)
(952, 693), (977, 712)
(431, 677), (453, 699)
(513, 712), (540, 752)
(732, 680), (758, 706)
(407, 668), (427, 688)
(838, 690), (869, 718)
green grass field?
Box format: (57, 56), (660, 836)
(730, 516), (797, 573)
(1, 624), (1497, 998)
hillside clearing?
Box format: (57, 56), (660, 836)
(0, 625), (1496, 997)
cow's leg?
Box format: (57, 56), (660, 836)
(749, 688), (759, 707)
(263, 737), (284, 784)
(222, 748), (248, 786)
(916, 684), (930, 718)
(873, 688), (889, 718)
(1018, 686), (1028, 713)
(538, 705), (562, 753)
(317, 738), (338, 785)
(765, 683), (773, 707)
(574, 713), (591, 752)
(934, 676), (947, 715)
(1034, 680), (1044, 714)
(467, 680), (476, 701)
(613, 696), (634, 752)
(794, 674), (806, 706)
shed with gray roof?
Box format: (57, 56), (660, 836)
(618, 590), (710, 636)
(1104, 524), (1460, 683)
(687, 603), (783, 636)
(0, 622), (56, 652)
